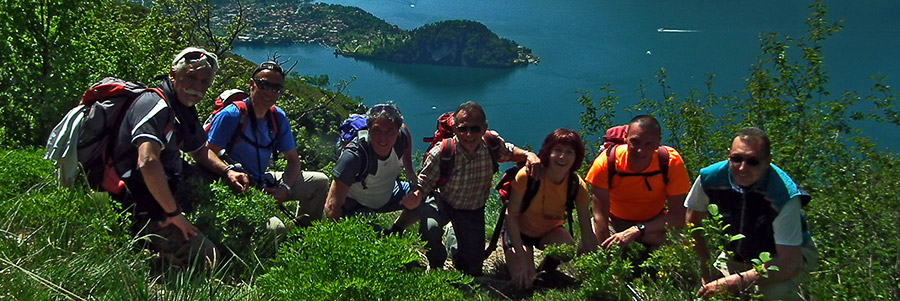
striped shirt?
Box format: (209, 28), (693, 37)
(113, 79), (205, 179)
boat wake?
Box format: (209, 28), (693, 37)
(657, 28), (699, 33)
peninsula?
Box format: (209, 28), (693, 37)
(214, 2), (538, 68)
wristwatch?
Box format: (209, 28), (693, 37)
(636, 223), (646, 237)
(223, 164), (243, 174)
(165, 209), (181, 218)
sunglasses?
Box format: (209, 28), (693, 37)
(252, 61), (284, 78)
(252, 78), (284, 94)
(370, 104), (400, 115)
(728, 155), (761, 166)
(455, 125), (483, 134)
(182, 51), (217, 70)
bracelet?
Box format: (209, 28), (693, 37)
(223, 164), (237, 174)
(280, 182), (291, 194)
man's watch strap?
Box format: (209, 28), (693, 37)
(636, 223), (646, 237)
(165, 209), (181, 217)
(224, 164), (242, 174)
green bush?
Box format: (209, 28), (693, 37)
(573, 246), (635, 300)
(0, 148), (55, 199)
(257, 217), (469, 300)
(575, 2), (899, 299)
(188, 179), (281, 279)
(634, 230), (701, 300)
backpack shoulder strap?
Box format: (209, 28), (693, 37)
(565, 172), (580, 234)
(520, 176), (540, 213)
(354, 131), (373, 189)
(482, 131), (501, 173)
(225, 101), (250, 152)
(145, 87), (166, 101)
(606, 144), (618, 189)
(436, 138), (455, 188)
(394, 126), (410, 159)
(265, 106), (279, 137)
(265, 106), (281, 162)
(657, 146), (670, 184)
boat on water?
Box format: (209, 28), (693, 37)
(657, 27), (699, 33)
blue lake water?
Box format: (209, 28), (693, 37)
(233, 0), (900, 154)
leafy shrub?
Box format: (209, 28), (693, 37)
(0, 148), (55, 199)
(573, 246), (635, 300)
(189, 179), (281, 279)
(634, 230), (701, 300)
(257, 217), (469, 300)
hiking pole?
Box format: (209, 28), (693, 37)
(216, 149), (244, 174)
(625, 283), (643, 301)
(276, 203), (310, 227)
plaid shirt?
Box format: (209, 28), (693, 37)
(416, 131), (515, 210)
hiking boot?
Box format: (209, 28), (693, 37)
(537, 257), (561, 273)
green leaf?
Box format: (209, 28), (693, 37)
(758, 251), (772, 262)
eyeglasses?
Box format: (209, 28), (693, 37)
(252, 78), (284, 94)
(728, 155), (761, 166)
(252, 61), (284, 78)
(455, 125), (483, 134)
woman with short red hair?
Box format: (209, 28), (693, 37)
(503, 128), (598, 289)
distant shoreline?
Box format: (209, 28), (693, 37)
(217, 3), (537, 68)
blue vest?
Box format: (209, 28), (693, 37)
(699, 161), (811, 263)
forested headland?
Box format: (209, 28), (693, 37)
(213, 2), (537, 68)
(1, 0), (898, 300)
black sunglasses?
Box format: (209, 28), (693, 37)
(455, 125), (483, 134)
(252, 61), (285, 78)
(728, 155), (761, 166)
(182, 51), (217, 69)
(252, 78), (284, 94)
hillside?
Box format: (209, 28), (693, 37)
(342, 20), (537, 68)
(2, 0), (899, 299)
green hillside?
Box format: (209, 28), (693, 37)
(1, 0), (898, 299)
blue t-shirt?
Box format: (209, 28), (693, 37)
(207, 100), (295, 182)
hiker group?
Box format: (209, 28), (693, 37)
(46, 46), (817, 299)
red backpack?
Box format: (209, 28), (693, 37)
(62, 77), (165, 194)
(598, 124), (670, 188)
(422, 112), (501, 188)
(205, 89), (280, 160)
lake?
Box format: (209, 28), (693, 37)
(233, 0), (900, 154)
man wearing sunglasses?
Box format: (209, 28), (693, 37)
(403, 101), (541, 276)
(206, 61), (329, 228)
(584, 115), (691, 251)
(326, 103), (418, 234)
(111, 47), (249, 268)
(685, 127), (817, 299)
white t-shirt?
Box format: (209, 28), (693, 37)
(347, 148), (402, 209)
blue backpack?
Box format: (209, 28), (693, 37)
(336, 114), (410, 188)
(336, 114), (368, 153)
